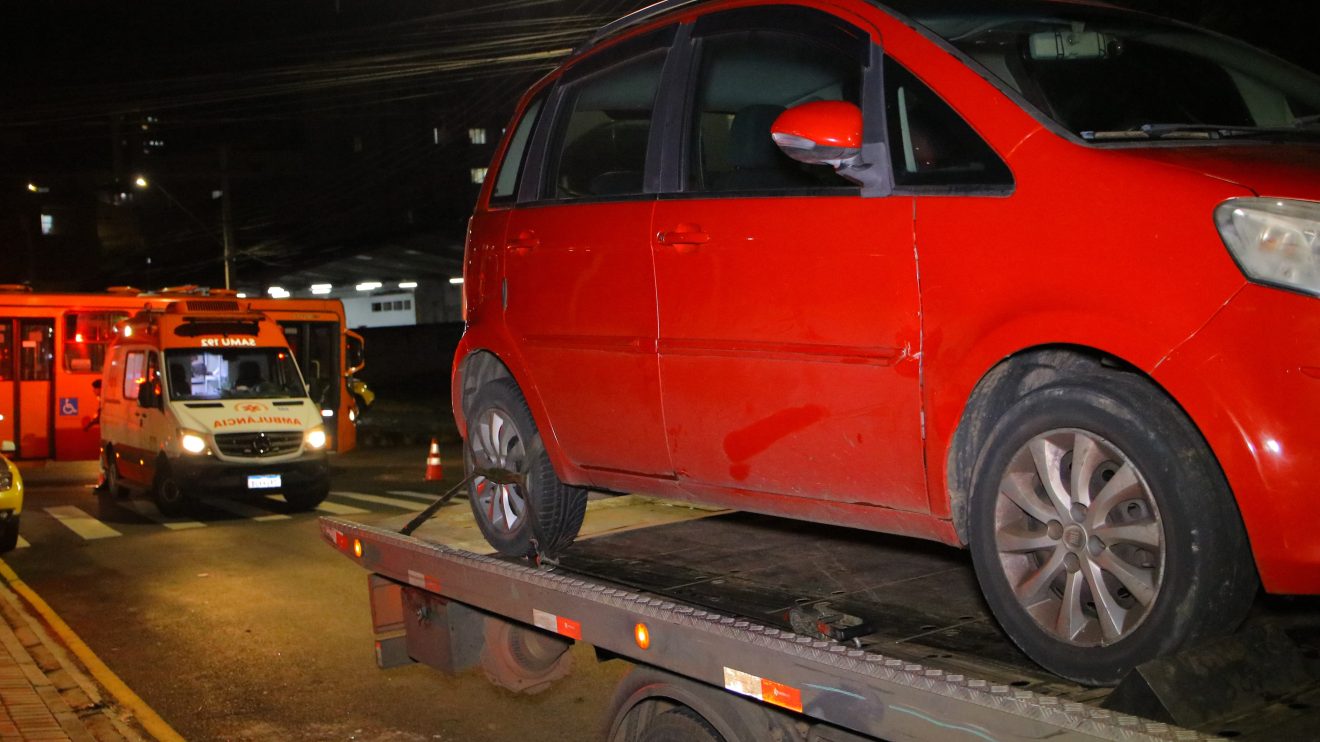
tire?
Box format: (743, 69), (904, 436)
(102, 446), (128, 499)
(153, 461), (189, 517)
(479, 617), (573, 695)
(0, 517), (18, 554)
(968, 374), (1258, 685)
(284, 485), (329, 512)
(464, 379), (587, 559)
(637, 708), (724, 742)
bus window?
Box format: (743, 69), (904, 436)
(64, 311), (127, 374)
(281, 321), (338, 408)
(19, 321), (53, 381)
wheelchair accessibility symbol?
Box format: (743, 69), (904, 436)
(59, 397), (79, 416)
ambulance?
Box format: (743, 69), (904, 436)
(100, 298), (330, 515)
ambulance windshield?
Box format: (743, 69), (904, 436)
(164, 348), (306, 401)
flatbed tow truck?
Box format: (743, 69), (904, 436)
(321, 496), (1320, 741)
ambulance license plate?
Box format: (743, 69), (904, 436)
(248, 474), (281, 489)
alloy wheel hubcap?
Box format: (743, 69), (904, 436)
(469, 408), (529, 535)
(993, 428), (1165, 647)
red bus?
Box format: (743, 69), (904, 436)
(0, 286), (366, 460)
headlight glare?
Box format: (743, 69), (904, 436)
(180, 432), (207, 454)
(1215, 197), (1320, 297)
(305, 427), (328, 450)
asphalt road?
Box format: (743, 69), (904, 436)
(5, 446), (632, 741)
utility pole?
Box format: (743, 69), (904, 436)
(220, 145), (236, 290)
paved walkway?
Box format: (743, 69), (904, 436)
(0, 572), (149, 742)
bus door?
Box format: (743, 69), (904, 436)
(279, 321), (342, 448)
(0, 318), (55, 459)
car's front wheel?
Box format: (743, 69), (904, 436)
(465, 379), (587, 559)
(968, 374), (1257, 685)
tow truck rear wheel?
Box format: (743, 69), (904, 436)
(153, 460), (188, 517)
(968, 374), (1257, 686)
(464, 379), (587, 559)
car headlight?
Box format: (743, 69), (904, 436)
(1215, 198), (1320, 297)
(180, 431), (208, 455)
(305, 427), (328, 450)
(0, 466), (12, 491)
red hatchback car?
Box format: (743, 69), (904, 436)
(452, 0), (1320, 684)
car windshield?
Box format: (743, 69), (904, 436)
(164, 348), (306, 401)
(882, 0), (1320, 142)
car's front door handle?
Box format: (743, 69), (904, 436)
(507, 230), (539, 254)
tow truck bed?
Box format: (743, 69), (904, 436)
(322, 498), (1320, 741)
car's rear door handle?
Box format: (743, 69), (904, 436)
(656, 224), (710, 246)
(507, 230), (539, 254)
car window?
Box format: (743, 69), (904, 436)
(543, 41), (669, 200)
(884, 58), (1013, 189)
(490, 93), (545, 203)
(687, 6), (867, 194)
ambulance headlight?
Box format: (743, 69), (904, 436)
(305, 427), (328, 450)
(180, 431), (208, 455)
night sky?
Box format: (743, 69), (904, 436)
(2, 0), (1316, 291)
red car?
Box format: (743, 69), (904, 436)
(452, 0), (1320, 685)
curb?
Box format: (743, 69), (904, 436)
(0, 560), (183, 742)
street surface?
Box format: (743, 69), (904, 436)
(5, 446), (631, 741)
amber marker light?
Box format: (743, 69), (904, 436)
(634, 623), (651, 650)
(353, 538), (363, 558)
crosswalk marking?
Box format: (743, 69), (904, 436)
(313, 500), (370, 515)
(199, 498), (291, 522)
(120, 501), (208, 530)
(331, 491), (426, 511)
(21, 488), (448, 547)
(44, 506), (122, 540)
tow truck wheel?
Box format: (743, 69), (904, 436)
(637, 708), (723, 742)
(465, 379), (587, 559)
(152, 461), (188, 517)
(968, 374), (1258, 686)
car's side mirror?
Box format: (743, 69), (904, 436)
(138, 380), (159, 409)
(771, 101), (863, 168)
(771, 100), (889, 195)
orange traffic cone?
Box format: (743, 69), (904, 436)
(425, 438), (444, 481)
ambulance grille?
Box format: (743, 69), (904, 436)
(215, 431), (302, 457)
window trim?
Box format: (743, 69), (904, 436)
(520, 26), (679, 205)
(489, 90), (548, 207)
(661, 4), (887, 200)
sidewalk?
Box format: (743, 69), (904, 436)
(0, 571), (158, 742)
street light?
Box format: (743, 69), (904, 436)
(134, 174), (235, 290)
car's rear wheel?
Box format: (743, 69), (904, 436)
(968, 374), (1257, 685)
(465, 379), (587, 559)
(102, 446), (127, 498)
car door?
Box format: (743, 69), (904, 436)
(650, 6), (929, 511)
(499, 28), (677, 483)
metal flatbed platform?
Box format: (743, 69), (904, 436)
(323, 500), (1320, 741)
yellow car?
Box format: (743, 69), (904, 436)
(0, 447), (22, 553)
